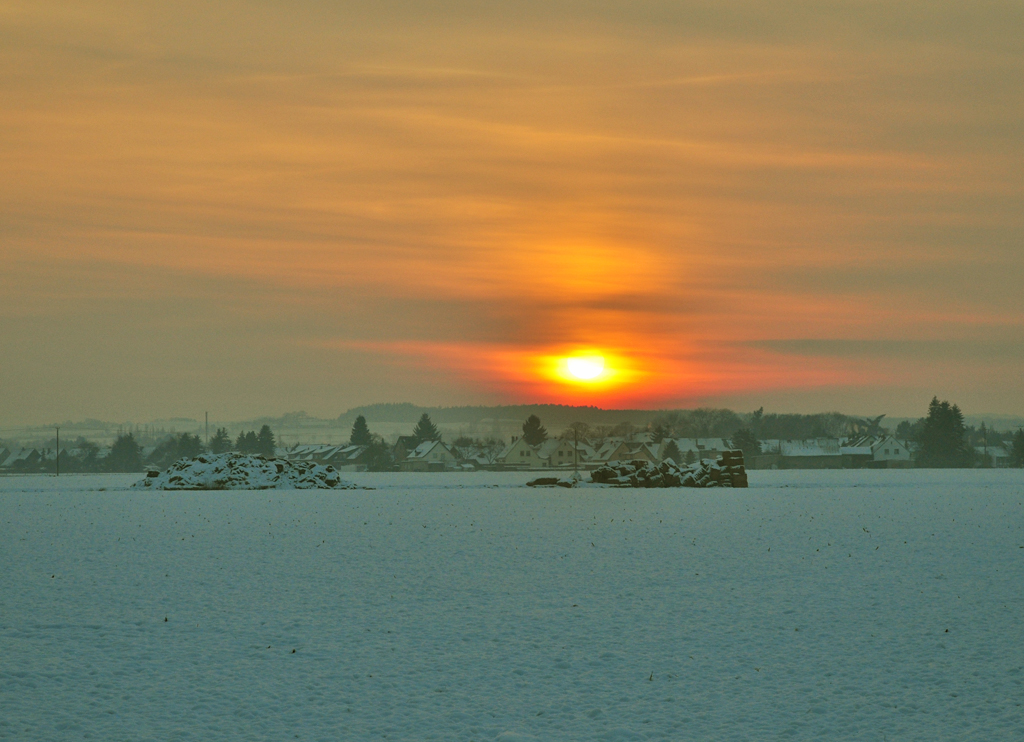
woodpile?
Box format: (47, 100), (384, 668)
(590, 450), (747, 488)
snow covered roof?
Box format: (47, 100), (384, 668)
(536, 439), (563, 459)
(497, 438), (535, 460)
(665, 438), (729, 453)
(840, 446), (873, 456)
(406, 440), (450, 460)
(778, 439), (841, 457)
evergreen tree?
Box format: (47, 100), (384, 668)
(177, 433), (203, 460)
(662, 439), (681, 463)
(363, 439), (395, 471)
(235, 431), (259, 454)
(210, 428), (232, 454)
(650, 422), (670, 443)
(685, 449), (696, 465)
(256, 425), (276, 456)
(147, 433), (203, 469)
(729, 427), (761, 460)
(108, 433), (143, 472)
(74, 438), (100, 472)
(521, 414), (548, 445)
(1011, 429), (1024, 468)
(350, 415), (372, 446)
(917, 397), (973, 468)
(412, 413), (441, 443)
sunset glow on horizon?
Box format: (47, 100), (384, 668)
(1, 1), (1022, 424)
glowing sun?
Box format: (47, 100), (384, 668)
(566, 355), (605, 381)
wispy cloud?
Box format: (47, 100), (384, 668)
(1, 1), (1022, 421)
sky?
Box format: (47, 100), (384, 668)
(2, 1), (1023, 425)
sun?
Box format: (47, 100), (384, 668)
(566, 355), (605, 381)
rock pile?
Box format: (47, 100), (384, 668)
(133, 453), (360, 490)
(589, 450), (748, 488)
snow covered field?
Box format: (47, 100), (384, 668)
(2, 470), (1023, 741)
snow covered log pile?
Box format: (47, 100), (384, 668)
(133, 453), (360, 490)
(526, 472), (583, 488)
(590, 450), (748, 488)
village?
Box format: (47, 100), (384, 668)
(2, 409), (1020, 474)
(281, 430), (1013, 472)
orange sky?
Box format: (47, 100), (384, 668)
(2, 1), (1023, 423)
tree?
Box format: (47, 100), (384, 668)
(412, 413), (441, 443)
(521, 415), (548, 445)
(177, 433), (204, 460)
(895, 420), (922, 440)
(350, 415), (372, 446)
(684, 449), (696, 465)
(235, 430), (259, 454)
(729, 427), (761, 460)
(108, 433), (143, 472)
(256, 425), (276, 457)
(561, 421), (590, 441)
(74, 437), (100, 472)
(917, 397), (973, 468)
(609, 421), (636, 439)
(662, 439), (681, 463)
(363, 438), (395, 471)
(147, 433), (203, 469)
(748, 407), (764, 437)
(1011, 429), (1024, 468)
(209, 428), (232, 454)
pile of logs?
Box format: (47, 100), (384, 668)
(589, 451), (748, 488)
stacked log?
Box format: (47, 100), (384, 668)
(589, 450), (748, 488)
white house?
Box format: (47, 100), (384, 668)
(496, 437), (544, 467)
(842, 435), (912, 467)
(536, 438), (591, 468)
(400, 440), (457, 472)
(659, 438), (729, 462)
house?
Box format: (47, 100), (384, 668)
(0, 448), (41, 470)
(976, 444), (1012, 468)
(839, 441), (874, 469)
(600, 440), (658, 465)
(324, 445), (370, 471)
(400, 440), (457, 472)
(868, 436), (913, 467)
(496, 437), (545, 467)
(536, 438), (592, 468)
(392, 436), (421, 463)
(777, 439), (842, 469)
(842, 436), (913, 468)
(284, 444), (340, 462)
(452, 444), (499, 469)
(592, 438), (626, 462)
(659, 438), (729, 463)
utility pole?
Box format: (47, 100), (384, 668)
(55, 425), (59, 477)
(574, 426), (578, 475)
(205, 412), (209, 448)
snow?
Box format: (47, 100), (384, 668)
(132, 453), (360, 490)
(2, 469), (1023, 741)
